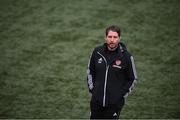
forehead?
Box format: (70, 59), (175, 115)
(107, 30), (119, 36)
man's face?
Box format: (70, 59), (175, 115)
(105, 30), (120, 51)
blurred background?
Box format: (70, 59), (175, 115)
(0, 0), (179, 119)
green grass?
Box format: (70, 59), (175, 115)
(0, 0), (179, 119)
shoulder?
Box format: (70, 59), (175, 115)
(120, 44), (134, 62)
(119, 42), (132, 57)
(124, 50), (132, 57)
(93, 44), (105, 53)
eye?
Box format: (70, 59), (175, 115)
(107, 36), (112, 38)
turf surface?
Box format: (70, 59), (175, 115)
(0, 0), (179, 119)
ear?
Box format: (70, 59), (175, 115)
(118, 36), (121, 42)
(104, 36), (107, 42)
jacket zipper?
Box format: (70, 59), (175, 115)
(97, 52), (109, 107)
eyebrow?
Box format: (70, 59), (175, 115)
(107, 35), (118, 38)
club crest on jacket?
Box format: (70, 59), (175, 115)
(115, 59), (121, 65)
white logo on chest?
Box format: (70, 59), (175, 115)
(98, 58), (103, 63)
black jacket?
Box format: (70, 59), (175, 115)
(87, 42), (138, 107)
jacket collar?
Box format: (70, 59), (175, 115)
(101, 42), (126, 56)
(97, 42), (126, 64)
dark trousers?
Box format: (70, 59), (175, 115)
(90, 98), (125, 119)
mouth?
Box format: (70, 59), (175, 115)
(107, 43), (118, 51)
(108, 43), (116, 49)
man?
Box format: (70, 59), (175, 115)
(87, 25), (138, 119)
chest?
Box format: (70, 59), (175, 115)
(95, 52), (127, 72)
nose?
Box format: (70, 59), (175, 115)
(110, 38), (114, 42)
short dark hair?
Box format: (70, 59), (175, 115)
(105, 25), (121, 37)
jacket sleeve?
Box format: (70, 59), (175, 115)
(87, 49), (96, 94)
(123, 55), (138, 98)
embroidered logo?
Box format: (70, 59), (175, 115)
(98, 58), (103, 63)
(115, 59), (121, 65)
(113, 112), (117, 116)
(113, 59), (122, 69)
(113, 65), (122, 69)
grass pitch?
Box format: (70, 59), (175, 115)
(0, 0), (179, 119)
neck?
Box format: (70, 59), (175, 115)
(107, 46), (118, 51)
